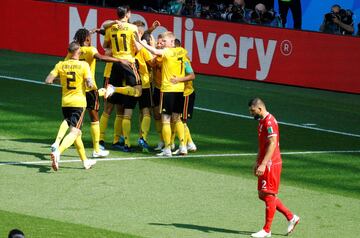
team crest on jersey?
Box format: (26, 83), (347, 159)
(267, 126), (273, 134)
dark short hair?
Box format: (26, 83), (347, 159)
(73, 28), (90, 46)
(174, 39), (181, 47)
(117, 5), (130, 19)
(8, 229), (25, 238)
(248, 97), (264, 107)
(141, 32), (152, 45)
(331, 4), (341, 10)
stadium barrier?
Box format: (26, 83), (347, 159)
(1, 0), (359, 94)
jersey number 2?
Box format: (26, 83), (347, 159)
(66, 72), (76, 90)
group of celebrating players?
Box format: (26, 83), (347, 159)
(44, 4), (301, 238)
(45, 5), (197, 171)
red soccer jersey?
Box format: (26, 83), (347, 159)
(257, 113), (282, 165)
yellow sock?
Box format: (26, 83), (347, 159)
(175, 120), (185, 147)
(113, 114), (123, 144)
(115, 86), (141, 97)
(170, 122), (176, 145)
(58, 131), (78, 154)
(155, 119), (163, 141)
(90, 121), (100, 152)
(74, 135), (87, 161)
(99, 112), (109, 141)
(122, 116), (131, 147)
(141, 114), (151, 141)
(54, 120), (69, 145)
(162, 122), (172, 148)
(184, 123), (193, 144)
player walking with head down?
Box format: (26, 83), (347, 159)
(248, 98), (300, 237)
(45, 42), (97, 171)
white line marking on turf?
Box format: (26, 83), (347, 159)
(1, 150), (359, 166)
(195, 107), (360, 138)
(2, 75), (360, 138)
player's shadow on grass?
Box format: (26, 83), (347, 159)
(149, 223), (286, 236)
(149, 223), (250, 235)
(0, 148), (48, 160)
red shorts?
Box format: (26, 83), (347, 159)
(257, 162), (282, 194)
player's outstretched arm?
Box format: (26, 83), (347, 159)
(94, 53), (131, 67)
(138, 39), (163, 56)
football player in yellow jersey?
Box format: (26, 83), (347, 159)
(101, 6), (143, 152)
(138, 31), (193, 156)
(135, 31), (156, 152)
(171, 39), (197, 153)
(152, 34), (166, 151)
(51, 28), (129, 158)
(45, 41), (97, 171)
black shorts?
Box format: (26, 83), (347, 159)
(62, 107), (85, 129)
(160, 92), (184, 115)
(86, 90), (99, 111)
(138, 88), (152, 109)
(182, 92), (195, 121)
(107, 92), (124, 105)
(152, 87), (161, 107)
(122, 95), (138, 109)
(109, 61), (141, 87)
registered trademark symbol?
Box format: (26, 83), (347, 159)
(280, 40), (293, 56)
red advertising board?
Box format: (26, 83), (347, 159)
(0, 0), (359, 93)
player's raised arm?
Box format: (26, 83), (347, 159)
(138, 38), (164, 56)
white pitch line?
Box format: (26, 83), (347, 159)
(1, 150), (359, 167)
(194, 107), (360, 138)
(2, 75), (360, 138)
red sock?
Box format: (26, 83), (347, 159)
(275, 197), (293, 221)
(263, 195), (276, 233)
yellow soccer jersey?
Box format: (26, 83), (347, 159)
(104, 22), (137, 62)
(65, 46), (98, 91)
(103, 62), (113, 78)
(161, 47), (187, 93)
(50, 59), (91, 107)
(152, 56), (162, 89)
(135, 48), (153, 89)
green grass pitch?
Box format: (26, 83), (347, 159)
(0, 50), (359, 237)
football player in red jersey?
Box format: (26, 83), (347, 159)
(248, 98), (300, 238)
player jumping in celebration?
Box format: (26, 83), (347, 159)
(45, 42), (97, 171)
(102, 5), (142, 152)
(248, 98), (300, 237)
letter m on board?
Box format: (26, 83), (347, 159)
(69, 7), (97, 46)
